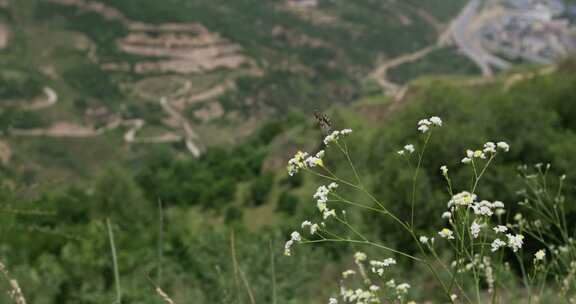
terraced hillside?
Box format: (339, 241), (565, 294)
(0, 0), (469, 185)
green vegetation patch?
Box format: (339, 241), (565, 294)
(388, 47), (481, 84)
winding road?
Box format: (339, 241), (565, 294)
(450, 0), (510, 76)
(6, 79), (206, 157)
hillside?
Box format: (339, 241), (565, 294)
(0, 0), (474, 186)
(1, 61), (576, 302)
(3, 1), (576, 303)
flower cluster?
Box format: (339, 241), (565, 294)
(314, 183), (339, 219)
(461, 141), (509, 164)
(417, 116), (442, 133)
(535, 249), (546, 261)
(448, 191), (477, 208)
(370, 258), (396, 276)
(471, 221), (482, 239)
(339, 287), (379, 304)
(301, 220), (320, 235)
(386, 280), (412, 300)
(326, 253), (413, 304)
(287, 149), (326, 176)
(284, 231), (301, 256)
(324, 129), (353, 146)
(506, 234), (525, 252)
(439, 228), (455, 239)
(397, 144), (415, 155)
(440, 186), (524, 253)
(471, 200), (504, 217)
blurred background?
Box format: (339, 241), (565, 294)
(1, 0), (576, 302)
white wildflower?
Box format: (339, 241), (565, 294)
(383, 258), (396, 266)
(328, 298), (338, 304)
(493, 225), (508, 233)
(310, 223), (319, 235)
(304, 157), (322, 168)
(287, 150), (309, 176)
(404, 144), (415, 154)
(491, 239), (506, 252)
(418, 119), (431, 126)
(497, 141), (510, 152)
(323, 209), (336, 219)
(483, 142), (496, 153)
(323, 130), (340, 146)
(441, 211), (452, 219)
(314, 185), (330, 204)
(490, 239), (506, 252)
(419, 236), (429, 244)
(440, 165), (448, 175)
(369, 285), (380, 292)
(451, 294), (458, 301)
(323, 129), (353, 146)
(506, 234), (524, 252)
(354, 252), (367, 263)
(493, 201), (505, 208)
(473, 150), (486, 159)
(328, 182), (339, 190)
(449, 191), (477, 207)
(301, 221), (319, 235)
(471, 221), (482, 239)
(471, 203), (493, 217)
(342, 270), (356, 279)
(418, 124), (429, 133)
(461, 157), (472, 164)
(284, 231), (302, 256)
(535, 249), (546, 261)
(291, 231), (301, 242)
(430, 116), (442, 126)
(397, 150), (405, 155)
(370, 258), (396, 276)
(495, 209), (506, 216)
(439, 228), (455, 239)
(396, 283), (411, 294)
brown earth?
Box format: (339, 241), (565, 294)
(193, 102), (224, 122)
(0, 140), (11, 165)
(0, 22), (9, 49)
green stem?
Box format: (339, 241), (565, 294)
(106, 218), (122, 304)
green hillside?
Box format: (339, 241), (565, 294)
(2, 62), (576, 302)
(5, 1), (576, 303)
(0, 0), (472, 187)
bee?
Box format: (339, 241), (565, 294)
(314, 110), (332, 134)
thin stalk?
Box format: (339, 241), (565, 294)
(106, 218), (122, 304)
(410, 132), (432, 228)
(269, 240), (277, 304)
(157, 199), (164, 284)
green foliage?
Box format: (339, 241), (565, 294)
(36, 2), (128, 61)
(363, 72), (576, 250)
(276, 191), (300, 215)
(388, 47), (480, 84)
(125, 102), (166, 125)
(0, 107), (48, 130)
(62, 63), (122, 106)
(135, 116), (300, 209)
(249, 171), (274, 207)
(0, 72), (43, 100)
